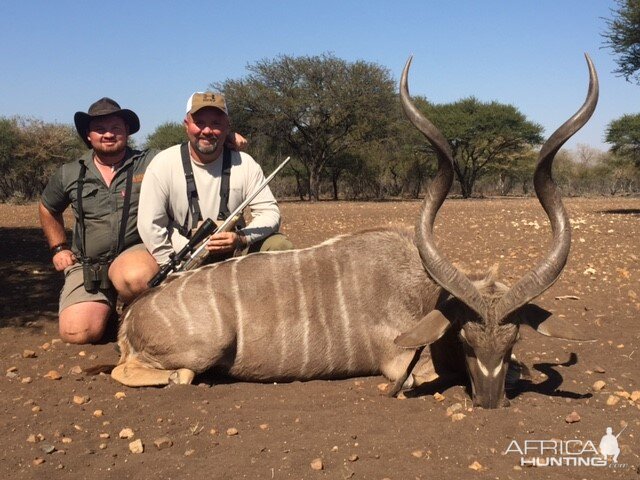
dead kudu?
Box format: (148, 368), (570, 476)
(112, 55), (598, 409)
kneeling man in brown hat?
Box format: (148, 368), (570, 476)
(39, 97), (246, 344)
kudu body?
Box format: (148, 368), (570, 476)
(113, 55), (598, 408)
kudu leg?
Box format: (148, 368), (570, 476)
(111, 359), (195, 387)
(387, 346), (425, 398)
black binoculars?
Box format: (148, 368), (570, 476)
(81, 256), (112, 292)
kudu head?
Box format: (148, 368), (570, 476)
(395, 55), (599, 408)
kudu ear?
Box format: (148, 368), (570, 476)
(518, 304), (594, 341)
(394, 310), (453, 348)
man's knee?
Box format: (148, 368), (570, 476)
(110, 248), (159, 299)
(255, 233), (294, 253)
(59, 302), (111, 344)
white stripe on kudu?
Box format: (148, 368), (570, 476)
(329, 245), (355, 371)
(292, 250), (311, 376)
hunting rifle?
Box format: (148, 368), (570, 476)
(148, 156), (291, 287)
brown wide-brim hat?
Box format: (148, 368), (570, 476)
(74, 97), (140, 148)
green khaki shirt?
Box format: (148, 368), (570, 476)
(41, 147), (157, 259)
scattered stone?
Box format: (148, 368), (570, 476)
(630, 391), (640, 403)
(592, 380), (606, 391)
(21, 377), (32, 384)
(331, 446), (339, 452)
(119, 428), (134, 439)
(114, 392), (126, 399)
(99, 433), (110, 439)
(154, 437), (172, 450)
(377, 383), (388, 392)
(446, 403), (463, 416)
(27, 434), (44, 443)
(6, 371), (18, 379)
(513, 465), (522, 471)
(310, 458), (323, 470)
(468, 461), (484, 471)
(99, 443), (107, 450)
(433, 392), (445, 402)
(615, 391), (631, 399)
(184, 449), (195, 456)
(33, 458), (45, 466)
(411, 450), (424, 458)
(129, 439), (144, 454)
(606, 395), (620, 406)
(6, 366), (17, 373)
(43, 370), (62, 380)
(93, 410), (104, 417)
(69, 366), (83, 375)
(259, 424), (269, 430)
(73, 395), (89, 405)
(78, 351), (86, 357)
(32, 406), (42, 413)
(594, 366), (605, 374)
(23, 349), (37, 358)
(61, 437), (72, 444)
(41, 443), (56, 454)
(565, 411), (581, 423)
(40, 342), (51, 351)
(348, 454), (359, 462)
(451, 413), (466, 422)
(226, 427), (239, 436)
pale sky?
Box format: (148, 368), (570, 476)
(1, 0), (637, 152)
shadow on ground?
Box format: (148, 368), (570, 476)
(0, 227), (61, 327)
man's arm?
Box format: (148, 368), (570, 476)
(137, 163), (186, 266)
(39, 202), (76, 271)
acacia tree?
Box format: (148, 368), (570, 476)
(0, 117), (84, 201)
(214, 53), (397, 201)
(602, 0), (640, 84)
(145, 122), (186, 150)
(413, 96), (544, 198)
(605, 113), (640, 167)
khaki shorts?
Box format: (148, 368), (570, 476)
(59, 243), (147, 313)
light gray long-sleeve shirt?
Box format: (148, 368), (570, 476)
(138, 144), (281, 265)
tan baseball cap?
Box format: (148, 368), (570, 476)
(186, 92), (228, 115)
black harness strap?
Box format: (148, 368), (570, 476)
(76, 159), (134, 259)
(180, 142), (202, 235)
(179, 143), (232, 233)
(218, 146), (232, 221)
(77, 162), (88, 258)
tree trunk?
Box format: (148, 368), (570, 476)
(309, 170), (321, 202)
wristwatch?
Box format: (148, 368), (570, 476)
(50, 243), (70, 256)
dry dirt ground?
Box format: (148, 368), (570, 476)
(0, 197), (638, 480)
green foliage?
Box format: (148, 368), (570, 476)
(144, 122), (186, 150)
(0, 116), (85, 201)
(605, 113), (640, 166)
(413, 96), (544, 197)
(214, 53), (397, 200)
(602, 0), (640, 84)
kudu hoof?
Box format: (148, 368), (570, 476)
(168, 369), (195, 385)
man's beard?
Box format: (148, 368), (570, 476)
(194, 136), (219, 155)
(93, 141), (127, 158)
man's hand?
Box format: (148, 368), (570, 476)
(52, 249), (76, 271)
(205, 231), (247, 254)
(225, 132), (248, 152)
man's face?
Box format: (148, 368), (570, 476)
(87, 115), (128, 156)
(184, 107), (229, 157)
